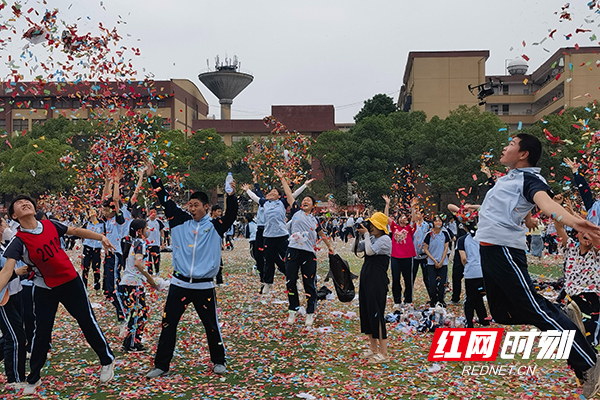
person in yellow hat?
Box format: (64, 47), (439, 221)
(354, 211), (392, 364)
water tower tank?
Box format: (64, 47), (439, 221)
(198, 56), (253, 119)
(507, 57), (529, 75)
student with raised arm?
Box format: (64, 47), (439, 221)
(144, 161), (238, 378)
(387, 196), (418, 309)
(564, 157), (600, 225)
(243, 174), (312, 295)
(0, 195), (116, 395)
(101, 170), (126, 323)
(554, 210), (600, 347)
(475, 134), (600, 399)
(273, 170), (334, 327)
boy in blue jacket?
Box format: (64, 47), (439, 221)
(144, 161), (238, 378)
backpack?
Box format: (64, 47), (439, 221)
(327, 253), (356, 302)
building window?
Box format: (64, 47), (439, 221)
(231, 135), (249, 143)
(72, 100), (82, 108)
(502, 85), (509, 95)
(491, 105), (499, 114)
(0, 120), (6, 132)
(13, 119), (28, 132)
(502, 104), (510, 114)
(30, 100), (45, 109)
(54, 99), (71, 108)
(161, 120), (171, 130)
(157, 99), (167, 108)
(13, 100), (31, 109)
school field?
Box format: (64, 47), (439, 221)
(0, 239), (591, 399)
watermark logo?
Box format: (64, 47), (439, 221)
(427, 328), (575, 361)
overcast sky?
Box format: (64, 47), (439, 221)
(3, 0), (598, 122)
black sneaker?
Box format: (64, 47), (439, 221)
(132, 343), (147, 353)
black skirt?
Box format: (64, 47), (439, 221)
(359, 254), (390, 339)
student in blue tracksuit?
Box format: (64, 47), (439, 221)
(475, 134), (600, 399)
(144, 161), (238, 378)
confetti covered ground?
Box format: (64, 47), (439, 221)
(0, 239), (591, 399)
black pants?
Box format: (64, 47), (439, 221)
(451, 251), (464, 302)
(285, 248), (318, 314)
(119, 285), (148, 349)
(427, 264), (447, 306)
(342, 227), (353, 243)
(148, 245), (161, 275)
(21, 284), (34, 353)
(414, 257), (430, 303)
(255, 227), (265, 280)
(154, 285), (225, 371)
(82, 245), (101, 290)
(64, 236), (77, 250)
(120, 238), (131, 272)
(263, 235), (288, 284)
(390, 257), (415, 304)
(215, 258), (224, 285)
(29, 277), (114, 383)
(571, 292), (600, 346)
(480, 245), (597, 374)
(103, 253), (125, 322)
(464, 278), (488, 328)
(0, 291), (26, 383)
(225, 235), (234, 250)
(249, 241), (256, 263)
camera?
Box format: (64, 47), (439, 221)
(354, 220), (371, 231)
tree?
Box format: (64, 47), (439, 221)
(354, 93), (398, 123)
(519, 104), (600, 192)
(183, 129), (231, 193)
(409, 105), (507, 202)
(0, 138), (76, 196)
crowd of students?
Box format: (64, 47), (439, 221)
(0, 134), (599, 397)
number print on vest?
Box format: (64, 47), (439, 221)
(36, 236), (61, 262)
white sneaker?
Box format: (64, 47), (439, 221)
(262, 283), (272, 295)
(100, 361), (115, 383)
(305, 313), (315, 327)
(146, 368), (167, 378)
(23, 380), (41, 395)
(393, 303), (401, 310)
(213, 364), (226, 375)
(287, 311), (297, 325)
(6, 382), (26, 390)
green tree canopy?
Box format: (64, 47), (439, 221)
(354, 93), (399, 123)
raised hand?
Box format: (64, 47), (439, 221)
(144, 159), (155, 176)
(563, 157), (579, 174)
(241, 183), (251, 192)
(274, 169), (285, 179)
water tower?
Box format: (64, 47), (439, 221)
(198, 55), (253, 119)
(507, 57), (529, 75)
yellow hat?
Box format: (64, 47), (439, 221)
(367, 212), (389, 234)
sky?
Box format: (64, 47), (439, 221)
(2, 0), (598, 123)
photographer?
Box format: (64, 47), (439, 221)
(354, 212), (392, 364)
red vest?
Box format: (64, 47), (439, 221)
(16, 220), (77, 288)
